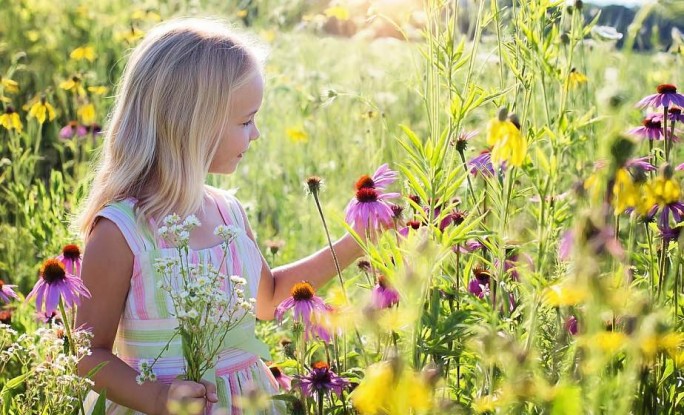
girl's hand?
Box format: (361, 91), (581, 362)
(158, 379), (218, 415)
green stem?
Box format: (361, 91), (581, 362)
(312, 191), (347, 302)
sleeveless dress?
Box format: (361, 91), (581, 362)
(83, 188), (284, 414)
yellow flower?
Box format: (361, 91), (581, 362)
(87, 86), (109, 95)
(594, 332), (627, 354)
(60, 76), (86, 96)
(259, 29), (276, 43)
(568, 68), (588, 88)
(644, 176), (680, 207)
(27, 98), (56, 124)
(131, 9), (161, 22)
(351, 361), (432, 415)
(1, 77), (19, 93)
(487, 117), (527, 167)
(70, 46), (96, 62)
(0, 106), (23, 132)
(543, 284), (587, 307)
(236, 9), (248, 18)
(77, 103), (96, 125)
(116, 26), (145, 44)
(286, 127), (308, 142)
(324, 6), (350, 21)
(26, 30), (40, 42)
(612, 168), (640, 215)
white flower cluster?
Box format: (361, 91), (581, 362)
(214, 224), (240, 244)
(135, 359), (157, 384)
(0, 324), (95, 414)
(150, 214), (257, 381)
(158, 214), (201, 248)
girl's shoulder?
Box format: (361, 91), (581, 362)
(91, 197), (155, 255)
(205, 185), (250, 227)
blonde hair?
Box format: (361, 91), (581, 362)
(75, 17), (264, 239)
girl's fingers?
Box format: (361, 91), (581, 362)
(199, 379), (219, 402)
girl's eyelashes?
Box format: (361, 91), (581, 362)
(241, 119), (253, 127)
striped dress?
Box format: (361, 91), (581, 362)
(83, 188), (284, 414)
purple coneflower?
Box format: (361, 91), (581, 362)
(298, 361), (349, 398)
(370, 276), (400, 309)
(625, 156), (656, 172)
(468, 267), (491, 299)
(636, 84), (684, 109)
(58, 244), (82, 276)
(59, 121), (88, 140)
(275, 281), (331, 341)
(269, 366), (292, 391)
(565, 315), (578, 335)
(0, 279), (19, 304)
(657, 202), (684, 241)
(439, 209), (466, 231)
(453, 239), (483, 254)
(667, 107), (684, 123)
(398, 219), (422, 237)
(26, 258), (91, 313)
(468, 150), (495, 176)
(345, 187), (400, 230)
(367, 163), (399, 190)
(627, 115), (663, 140)
(558, 230), (574, 261)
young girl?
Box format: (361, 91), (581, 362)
(75, 17), (366, 415)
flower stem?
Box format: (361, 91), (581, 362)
(311, 191), (348, 302)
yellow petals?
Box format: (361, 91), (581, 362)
(646, 176), (680, 206)
(568, 68), (588, 88)
(487, 118), (527, 167)
(543, 284), (587, 307)
(70, 46), (96, 62)
(27, 99), (56, 124)
(87, 86), (109, 95)
(286, 127), (308, 142)
(236, 9), (248, 18)
(595, 332), (627, 354)
(641, 332), (684, 359)
(324, 6), (350, 21)
(77, 103), (96, 125)
(351, 361), (432, 415)
(0, 109), (23, 133)
(1, 78), (19, 93)
(376, 307), (419, 333)
(60, 77), (87, 96)
(116, 27), (145, 44)
(131, 9), (161, 22)
(612, 168), (640, 215)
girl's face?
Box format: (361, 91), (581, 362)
(209, 72), (263, 174)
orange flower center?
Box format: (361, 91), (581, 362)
(657, 84), (677, 94)
(356, 188), (379, 203)
(41, 259), (67, 283)
(312, 361), (329, 370)
(473, 267), (492, 282)
(643, 118), (662, 129)
(291, 281), (315, 301)
(355, 175), (375, 190)
(62, 244), (81, 260)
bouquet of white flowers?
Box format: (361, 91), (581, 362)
(138, 214), (255, 383)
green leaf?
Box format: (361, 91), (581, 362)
(91, 390), (108, 415)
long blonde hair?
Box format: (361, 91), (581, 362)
(75, 17), (263, 239)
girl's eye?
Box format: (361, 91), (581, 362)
(242, 120), (253, 127)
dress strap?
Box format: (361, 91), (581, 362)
(208, 188), (244, 229)
(94, 199), (157, 255)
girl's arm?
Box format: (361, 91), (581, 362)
(75, 219), (214, 415)
(239, 205), (365, 320)
(75, 218), (169, 414)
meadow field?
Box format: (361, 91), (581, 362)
(1, 0), (683, 414)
